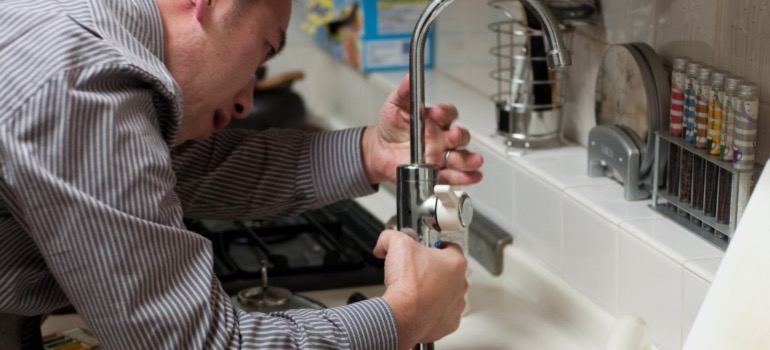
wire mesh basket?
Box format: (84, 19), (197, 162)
(488, 0), (573, 154)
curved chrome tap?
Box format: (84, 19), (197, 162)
(408, 0), (571, 165)
(398, 1), (570, 348)
(517, 0), (573, 69)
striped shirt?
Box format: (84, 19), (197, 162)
(0, 0), (397, 348)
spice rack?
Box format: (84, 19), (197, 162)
(652, 130), (754, 250)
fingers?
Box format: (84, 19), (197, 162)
(443, 149), (484, 171)
(373, 229), (399, 259)
(373, 229), (418, 259)
(438, 169), (484, 186)
(425, 103), (458, 130)
(444, 126), (471, 149)
(375, 230), (470, 258)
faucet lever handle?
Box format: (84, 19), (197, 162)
(434, 185), (474, 232)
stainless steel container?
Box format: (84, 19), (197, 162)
(489, 0), (573, 153)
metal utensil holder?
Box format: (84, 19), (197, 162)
(489, 0), (573, 155)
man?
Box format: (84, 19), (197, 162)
(0, 0), (483, 348)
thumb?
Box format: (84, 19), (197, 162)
(373, 229), (398, 259)
(373, 229), (416, 258)
(389, 74), (411, 108)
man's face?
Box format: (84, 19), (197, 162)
(164, 0), (291, 145)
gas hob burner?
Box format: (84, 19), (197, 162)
(185, 200), (385, 294)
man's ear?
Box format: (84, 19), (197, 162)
(194, 0), (210, 22)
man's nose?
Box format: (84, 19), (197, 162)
(231, 76), (255, 119)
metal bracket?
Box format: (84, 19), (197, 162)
(468, 212), (513, 276)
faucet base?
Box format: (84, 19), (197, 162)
(397, 164), (439, 246)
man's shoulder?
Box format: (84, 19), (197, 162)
(0, 0), (182, 141)
(0, 3), (134, 111)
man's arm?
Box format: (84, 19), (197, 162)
(0, 68), (397, 349)
(170, 127), (375, 220)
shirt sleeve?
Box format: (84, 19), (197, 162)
(0, 67), (397, 349)
(171, 127), (376, 220)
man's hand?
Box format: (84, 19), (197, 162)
(374, 230), (468, 349)
(362, 75), (483, 185)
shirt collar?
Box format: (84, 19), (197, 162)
(85, 0), (184, 145)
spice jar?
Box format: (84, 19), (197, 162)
(684, 62), (702, 143)
(670, 57), (690, 137)
(695, 66), (712, 149)
(707, 71), (726, 155)
(703, 162), (719, 217)
(716, 168), (732, 224)
(720, 77), (743, 161)
(679, 150), (693, 204)
(667, 144), (680, 196)
(691, 155), (705, 212)
(733, 82), (760, 170)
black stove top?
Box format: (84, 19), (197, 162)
(186, 200), (385, 294)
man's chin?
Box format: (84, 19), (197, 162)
(172, 131), (212, 147)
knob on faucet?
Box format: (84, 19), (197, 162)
(434, 185), (473, 232)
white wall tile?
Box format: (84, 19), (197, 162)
(463, 141), (518, 233)
(620, 218), (724, 264)
(514, 165), (563, 273)
(684, 256), (723, 282)
(563, 195), (619, 314)
(565, 184), (659, 225)
(681, 269), (710, 345)
(515, 146), (615, 190)
(619, 231), (683, 350)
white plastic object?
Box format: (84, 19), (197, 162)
(604, 315), (653, 350)
(434, 185), (473, 232)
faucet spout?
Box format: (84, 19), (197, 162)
(409, 0), (571, 163)
(518, 0), (572, 69)
(408, 0), (456, 165)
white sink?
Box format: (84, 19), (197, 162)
(436, 246), (655, 349)
(354, 189), (657, 349)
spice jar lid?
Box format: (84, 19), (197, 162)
(697, 66), (712, 81)
(686, 61), (702, 76)
(726, 76), (743, 91)
(673, 56), (690, 71)
(739, 82), (759, 96)
(710, 70), (727, 86)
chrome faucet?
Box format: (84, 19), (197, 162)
(516, 0), (572, 69)
(397, 0), (571, 349)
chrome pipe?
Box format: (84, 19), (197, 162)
(518, 0), (572, 69)
(408, 0), (456, 165)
